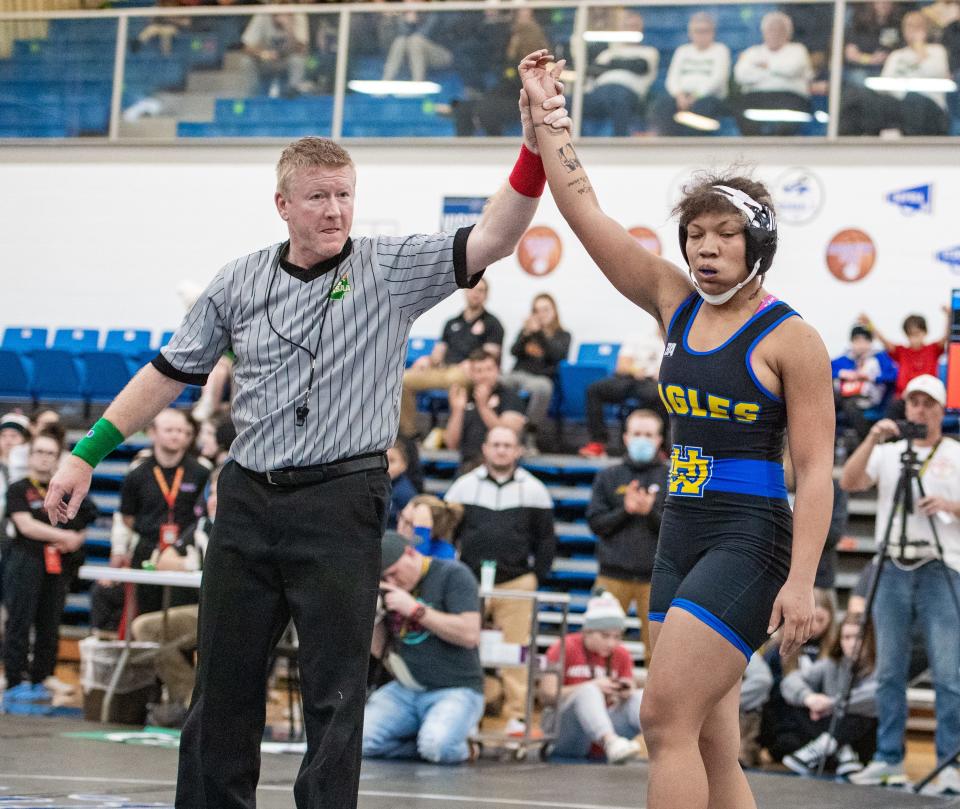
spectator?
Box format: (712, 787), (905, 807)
(400, 278), (504, 439)
(445, 426), (556, 730)
(473, 8), (550, 137)
(134, 0), (192, 57)
(859, 311), (948, 418)
(448, 8), (512, 137)
(396, 494), (462, 560)
(131, 466), (219, 728)
(538, 592), (643, 764)
(831, 324), (891, 452)
(443, 349), (526, 473)
(386, 441), (419, 529)
(242, 11), (310, 98)
(734, 11), (813, 135)
(503, 293), (571, 452)
(841, 375), (960, 792)
(379, 1), (453, 83)
(650, 12), (731, 136)
(113, 409), (209, 616)
(844, 1), (907, 86)
(879, 12), (952, 135)
(739, 652), (774, 767)
(0, 413), (32, 624)
(780, 613), (878, 777)
(759, 588), (837, 761)
(841, 11), (952, 135)
(2, 431), (97, 710)
(196, 414), (236, 468)
(582, 11), (659, 136)
(586, 409), (668, 659)
(363, 531), (483, 764)
(579, 331), (664, 458)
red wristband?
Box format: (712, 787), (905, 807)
(509, 144), (546, 198)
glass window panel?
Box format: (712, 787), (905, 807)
(581, 3), (834, 137)
(839, 1), (958, 136)
(343, 6), (577, 138)
(0, 17), (117, 138)
(119, 11), (337, 139)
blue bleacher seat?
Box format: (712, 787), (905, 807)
(104, 329), (151, 356)
(406, 337), (436, 368)
(83, 352), (138, 403)
(52, 328), (99, 353)
(554, 361), (608, 421)
(30, 349), (84, 401)
(575, 343), (621, 374)
(0, 350), (32, 399)
(2, 327), (47, 352)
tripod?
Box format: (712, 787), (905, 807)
(815, 435), (960, 791)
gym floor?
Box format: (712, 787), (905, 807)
(3, 715), (959, 809)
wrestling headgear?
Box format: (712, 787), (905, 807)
(678, 184), (778, 306)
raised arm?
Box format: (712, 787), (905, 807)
(464, 73), (571, 276)
(519, 51), (692, 325)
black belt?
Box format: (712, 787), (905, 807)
(238, 452), (387, 487)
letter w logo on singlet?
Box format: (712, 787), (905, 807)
(668, 445), (713, 497)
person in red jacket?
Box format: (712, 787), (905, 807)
(858, 310), (948, 418)
(539, 592), (643, 764)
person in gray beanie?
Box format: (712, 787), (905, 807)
(538, 592), (644, 763)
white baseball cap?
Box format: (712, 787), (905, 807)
(903, 374), (946, 407)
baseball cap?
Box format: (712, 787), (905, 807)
(583, 592), (627, 633)
(380, 530), (412, 573)
(903, 374), (946, 407)
(0, 412), (30, 438)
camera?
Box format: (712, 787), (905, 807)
(895, 420), (928, 440)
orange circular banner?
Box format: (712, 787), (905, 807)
(826, 229), (876, 283)
(628, 226), (662, 256)
(517, 225), (562, 277)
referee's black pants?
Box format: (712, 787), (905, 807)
(176, 460), (389, 809)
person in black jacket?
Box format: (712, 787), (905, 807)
(503, 293), (571, 452)
(587, 409), (667, 661)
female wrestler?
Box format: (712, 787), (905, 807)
(520, 51), (835, 809)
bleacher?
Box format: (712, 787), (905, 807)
(0, 326), (197, 410)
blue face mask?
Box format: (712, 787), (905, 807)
(626, 436), (658, 465)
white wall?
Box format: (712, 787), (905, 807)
(2, 141), (957, 357)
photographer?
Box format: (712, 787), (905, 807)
(840, 375), (960, 792)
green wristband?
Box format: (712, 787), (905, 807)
(72, 418), (124, 468)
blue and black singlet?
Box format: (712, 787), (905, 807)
(648, 292), (799, 659)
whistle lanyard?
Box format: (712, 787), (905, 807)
(153, 466), (184, 523)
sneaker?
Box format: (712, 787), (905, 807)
(578, 442), (607, 458)
(2, 683), (34, 708)
(848, 759), (907, 786)
(29, 683), (52, 702)
(920, 765), (960, 796)
(604, 735), (641, 764)
(783, 732), (837, 775)
(504, 717), (526, 737)
(836, 744), (863, 777)
(43, 676), (77, 696)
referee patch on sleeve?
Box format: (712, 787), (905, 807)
(151, 353), (210, 386)
(454, 225), (484, 289)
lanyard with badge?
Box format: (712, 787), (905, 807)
(153, 465), (185, 551)
(31, 478), (62, 575)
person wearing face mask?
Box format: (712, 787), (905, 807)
(586, 410), (668, 662)
(521, 49), (833, 809)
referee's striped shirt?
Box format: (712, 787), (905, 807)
(152, 227), (480, 472)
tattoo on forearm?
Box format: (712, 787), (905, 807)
(558, 143), (582, 173)
(566, 177), (593, 196)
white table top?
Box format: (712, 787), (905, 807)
(77, 565), (202, 588)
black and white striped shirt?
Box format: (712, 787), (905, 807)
(152, 227), (478, 472)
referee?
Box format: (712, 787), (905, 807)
(46, 83), (570, 809)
